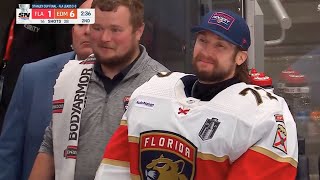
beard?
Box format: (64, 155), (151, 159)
(192, 53), (236, 83)
(94, 42), (138, 69)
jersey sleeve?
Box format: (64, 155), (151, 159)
(227, 98), (298, 180)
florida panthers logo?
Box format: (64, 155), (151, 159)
(140, 131), (197, 180)
(145, 155), (187, 180)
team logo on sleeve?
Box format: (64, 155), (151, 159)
(139, 131), (197, 180)
(199, 118), (220, 141)
(53, 99), (64, 113)
(273, 124), (287, 154)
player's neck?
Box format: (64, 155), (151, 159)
(191, 77), (240, 101)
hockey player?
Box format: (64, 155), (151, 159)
(94, 9), (298, 179)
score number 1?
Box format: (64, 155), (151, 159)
(32, 9), (55, 19)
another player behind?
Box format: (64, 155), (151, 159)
(94, 9), (298, 180)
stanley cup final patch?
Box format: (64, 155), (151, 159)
(199, 118), (221, 141)
(139, 130), (197, 180)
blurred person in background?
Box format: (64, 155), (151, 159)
(0, 0), (85, 132)
(0, 0), (92, 179)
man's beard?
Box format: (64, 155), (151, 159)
(192, 54), (236, 83)
(94, 43), (138, 68)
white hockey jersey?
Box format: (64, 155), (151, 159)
(95, 72), (298, 180)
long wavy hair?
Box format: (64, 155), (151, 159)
(234, 48), (250, 84)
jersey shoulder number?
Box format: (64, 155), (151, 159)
(239, 86), (278, 106)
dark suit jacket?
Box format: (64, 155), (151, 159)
(0, 51), (74, 180)
(0, 0), (85, 132)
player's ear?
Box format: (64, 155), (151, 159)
(235, 50), (248, 66)
(72, 25), (75, 34)
(135, 23), (145, 41)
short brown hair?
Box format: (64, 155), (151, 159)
(92, 0), (144, 31)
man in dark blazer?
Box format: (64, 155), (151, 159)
(0, 0), (85, 133)
(0, 1), (92, 179)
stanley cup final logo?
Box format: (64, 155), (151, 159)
(18, 4), (31, 20)
(199, 118), (221, 141)
(19, 4), (30, 13)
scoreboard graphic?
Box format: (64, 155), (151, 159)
(16, 4), (95, 24)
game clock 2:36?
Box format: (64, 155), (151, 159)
(80, 10), (91, 16)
